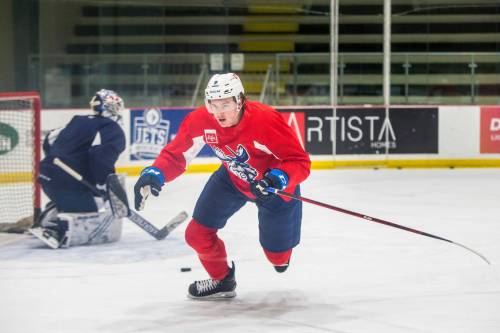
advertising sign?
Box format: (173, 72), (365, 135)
(480, 106), (500, 154)
(335, 108), (394, 154)
(278, 108), (331, 154)
(280, 112), (306, 150)
(0, 122), (19, 156)
(388, 107), (438, 154)
(129, 106), (438, 160)
(278, 107), (438, 155)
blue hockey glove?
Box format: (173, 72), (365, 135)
(250, 169), (289, 200)
(134, 166), (164, 211)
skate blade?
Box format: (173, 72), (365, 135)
(29, 228), (60, 249)
(187, 291), (236, 301)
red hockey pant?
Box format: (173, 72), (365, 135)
(185, 219), (292, 280)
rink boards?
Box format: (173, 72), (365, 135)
(38, 105), (500, 174)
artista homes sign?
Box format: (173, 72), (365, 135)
(0, 122), (19, 155)
(278, 107), (438, 155)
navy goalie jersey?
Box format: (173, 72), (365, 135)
(40, 115), (126, 191)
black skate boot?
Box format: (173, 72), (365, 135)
(273, 259), (290, 273)
(188, 262), (236, 300)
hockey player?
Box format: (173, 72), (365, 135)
(134, 73), (311, 299)
(30, 89), (126, 249)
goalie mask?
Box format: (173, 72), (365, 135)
(204, 73), (245, 113)
(90, 89), (124, 122)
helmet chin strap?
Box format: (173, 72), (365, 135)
(232, 92), (243, 111)
(233, 100), (245, 125)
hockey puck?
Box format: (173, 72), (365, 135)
(180, 267), (192, 272)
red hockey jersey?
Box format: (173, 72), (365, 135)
(152, 100), (311, 199)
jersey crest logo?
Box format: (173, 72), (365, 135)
(212, 144), (258, 182)
(204, 129), (218, 144)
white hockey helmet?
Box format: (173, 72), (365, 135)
(90, 89), (124, 121)
(204, 73), (245, 111)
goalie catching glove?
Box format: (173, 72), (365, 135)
(250, 169), (288, 200)
(134, 166), (164, 210)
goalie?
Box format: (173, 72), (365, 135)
(30, 89), (126, 249)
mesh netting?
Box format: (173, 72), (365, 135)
(0, 98), (36, 227)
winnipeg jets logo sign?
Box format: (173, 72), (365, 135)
(212, 144), (257, 182)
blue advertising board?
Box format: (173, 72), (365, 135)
(129, 107), (214, 160)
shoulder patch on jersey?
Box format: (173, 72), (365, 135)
(204, 129), (218, 144)
(183, 136), (206, 166)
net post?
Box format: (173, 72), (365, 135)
(0, 91), (41, 230)
(33, 93), (41, 220)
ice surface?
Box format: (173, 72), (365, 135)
(1, 169), (500, 333)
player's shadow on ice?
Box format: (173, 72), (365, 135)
(112, 291), (350, 333)
(184, 291), (346, 321)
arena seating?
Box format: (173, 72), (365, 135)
(45, 0), (499, 106)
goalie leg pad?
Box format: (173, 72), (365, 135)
(55, 206), (123, 247)
(87, 207), (123, 245)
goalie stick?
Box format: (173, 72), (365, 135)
(266, 187), (490, 265)
(53, 158), (188, 240)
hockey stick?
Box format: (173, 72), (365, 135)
(53, 158), (188, 240)
(266, 187), (490, 265)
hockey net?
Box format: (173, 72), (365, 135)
(0, 92), (41, 233)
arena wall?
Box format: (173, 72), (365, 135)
(40, 105), (500, 175)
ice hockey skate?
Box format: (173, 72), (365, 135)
(188, 262), (237, 300)
(29, 220), (70, 249)
(29, 206), (71, 249)
(29, 227), (60, 249)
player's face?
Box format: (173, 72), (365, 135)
(207, 97), (241, 127)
